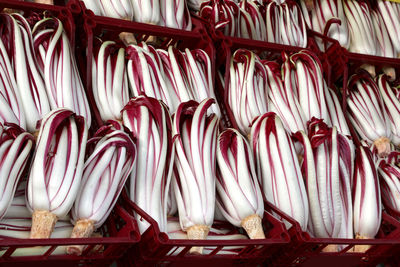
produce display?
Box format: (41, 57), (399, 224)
(221, 44), (388, 254)
(1, 0), (400, 266)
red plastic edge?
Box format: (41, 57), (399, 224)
(0, 204), (139, 264)
(120, 191), (290, 265)
(265, 196), (400, 266)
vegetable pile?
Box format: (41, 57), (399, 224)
(2, 0), (400, 261)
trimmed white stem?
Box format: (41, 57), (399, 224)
(187, 224), (209, 255)
(30, 210), (58, 239)
(373, 137), (391, 158)
(66, 219), (95, 256)
(241, 214), (265, 239)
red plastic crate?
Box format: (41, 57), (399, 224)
(338, 52), (400, 148)
(264, 200), (400, 267)
(75, 0), (217, 129)
(210, 26), (400, 266)
(304, 44), (400, 266)
(0, 204), (139, 267)
(210, 26), (340, 130)
(72, 6), (292, 265)
(119, 192), (290, 266)
(0, 3), (140, 266)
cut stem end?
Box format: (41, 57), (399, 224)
(66, 219), (96, 256)
(241, 214), (265, 239)
(186, 225), (209, 255)
(143, 22), (158, 45)
(353, 234), (371, 253)
(382, 66), (396, 82)
(304, 0), (314, 10)
(3, 8), (19, 14)
(373, 137), (391, 158)
(119, 32), (137, 46)
(34, 0), (54, 4)
(360, 64), (376, 78)
(322, 244), (338, 252)
(30, 210), (58, 239)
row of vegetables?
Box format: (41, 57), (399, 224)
(79, 0), (399, 60)
(0, 0), (400, 265)
(73, 0), (400, 82)
(199, 0), (400, 60)
(35, 0), (400, 61)
(198, 0), (400, 58)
